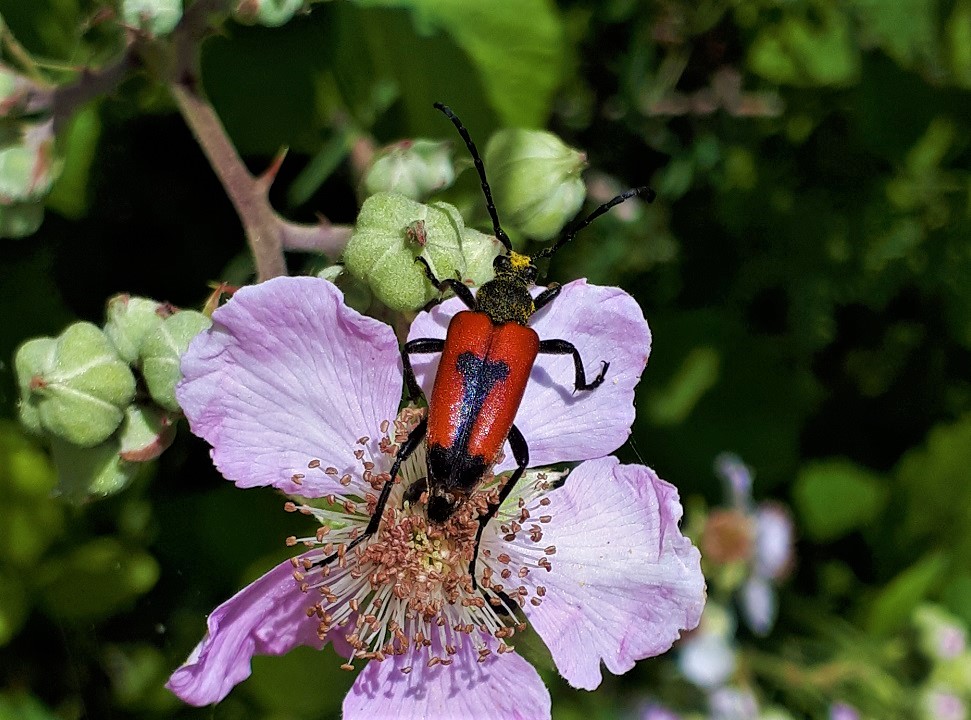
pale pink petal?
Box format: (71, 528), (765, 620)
(178, 277), (402, 497)
(166, 556), (338, 706)
(408, 280), (649, 470)
(512, 457), (704, 690)
(344, 634), (550, 720)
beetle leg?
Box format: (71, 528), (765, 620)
(401, 338), (444, 403)
(415, 256), (478, 310)
(532, 282), (561, 311)
(538, 338), (609, 391)
(470, 424), (529, 590)
(313, 417), (428, 567)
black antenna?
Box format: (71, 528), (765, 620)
(534, 186), (655, 260)
(433, 102), (512, 253)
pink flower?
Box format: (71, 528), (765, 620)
(165, 276), (705, 718)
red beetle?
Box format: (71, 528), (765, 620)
(324, 104), (653, 587)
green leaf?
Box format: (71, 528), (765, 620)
(747, 1), (860, 87)
(350, 0), (566, 126)
(847, 0), (940, 74)
(897, 415), (971, 562)
(866, 553), (947, 636)
(645, 346), (721, 426)
(38, 537), (159, 621)
(947, 0), (971, 88)
(45, 104), (101, 220)
(793, 459), (887, 541)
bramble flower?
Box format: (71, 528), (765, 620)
(165, 276), (704, 717)
(710, 453), (794, 636)
(829, 702), (861, 720)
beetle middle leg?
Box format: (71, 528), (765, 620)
(469, 424), (529, 590)
(538, 338), (609, 391)
(313, 417), (427, 567)
(401, 338), (444, 403)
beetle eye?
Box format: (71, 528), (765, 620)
(493, 254), (511, 271)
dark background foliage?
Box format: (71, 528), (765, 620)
(1, 0), (970, 718)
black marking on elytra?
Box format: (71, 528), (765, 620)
(424, 352), (510, 522)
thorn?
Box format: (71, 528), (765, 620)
(258, 146), (290, 193)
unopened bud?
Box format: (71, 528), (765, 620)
(234, 0), (304, 27)
(15, 323), (136, 447)
(118, 404), (177, 462)
(0, 65), (31, 117)
(0, 128), (57, 204)
(363, 139), (456, 201)
(0, 202), (45, 239)
(483, 129), (587, 240)
(103, 294), (169, 364)
(343, 193), (499, 312)
(122, 0), (183, 36)
(140, 310), (212, 412)
(50, 437), (137, 501)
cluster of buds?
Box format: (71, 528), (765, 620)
(347, 125), (594, 311)
(121, 0), (183, 36)
(233, 0), (306, 27)
(912, 605), (971, 720)
(0, 63), (59, 239)
(14, 295), (211, 500)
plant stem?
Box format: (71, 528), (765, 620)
(170, 80), (288, 281)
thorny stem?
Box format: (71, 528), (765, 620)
(9, 0), (355, 281)
(170, 80), (288, 280)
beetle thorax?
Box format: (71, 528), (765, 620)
(475, 250), (538, 325)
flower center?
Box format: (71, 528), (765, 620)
(282, 407), (529, 670)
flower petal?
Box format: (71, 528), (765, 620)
(513, 457), (704, 690)
(166, 557), (334, 706)
(178, 277), (402, 497)
(344, 634), (551, 720)
(408, 280), (649, 469)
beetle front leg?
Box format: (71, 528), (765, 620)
(313, 417), (427, 567)
(470, 424), (529, 590)
(532, 282), (561, 311)
(538, 338), (609, 391)
(415, 256), (478, 310)
(402, 338), (444, 403)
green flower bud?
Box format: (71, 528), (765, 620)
(15, 323), (136, 447)
(462, 226), (504, 287)
(140, 310), (212, 412)
(483, 128), (587, 240)
(50, 436), (138, 501)
(103, 294), (169, 364)
(343, 192), (500, 312)
(0, 132), (57, 204)
(234, 0), (304, 27)
(363, 139), (456, 201)
(0, 65), (30, 117)
(122, 0), (183, 36)
(118, 404), (177, 462)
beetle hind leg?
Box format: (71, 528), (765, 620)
(469, 424), (529, 590)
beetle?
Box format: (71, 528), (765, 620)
(321, 103), (653, 588)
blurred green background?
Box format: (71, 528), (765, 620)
(1, 0), (971, 718)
